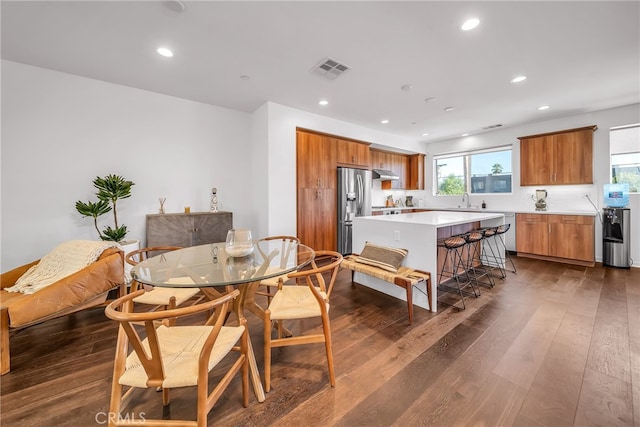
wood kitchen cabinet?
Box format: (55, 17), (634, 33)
(297, 130), (336, 189)
(516, 213), (549, 256)
(296, 129), (338, 251)
(516, 213), (594, 266)
(370, 149), (392, 171)
(548, 215), (595, 262)
(335, 138), (370, 168)
(297, 188), (336, 251)
(372, 149), (409, 190)
(519, 125), (597, 186)
(146, 212), (233, 247)
(408, 153), (425, 190)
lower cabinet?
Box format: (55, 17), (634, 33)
(516, 213), (594, 265)
(146, 212), (233, 247)
(297, 188), (336, 251)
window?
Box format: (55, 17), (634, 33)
(435, 147), (512, 195)
(610, 124), (640, 193)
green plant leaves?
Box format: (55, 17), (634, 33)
(75, 174), (135, 242)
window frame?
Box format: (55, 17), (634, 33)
(610, 123), (640, 194)
(434, 145), (513, 196)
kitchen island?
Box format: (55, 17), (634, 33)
(352, 211), (505, 313)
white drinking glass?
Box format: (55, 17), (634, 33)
(225, 228), (254, 257)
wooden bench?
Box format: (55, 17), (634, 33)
(341, 254), (431, 324)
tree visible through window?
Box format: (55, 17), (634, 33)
(435, 147), (512, 195)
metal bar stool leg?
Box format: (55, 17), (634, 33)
(477, 226), (506, 279)
(437, 235), (471, 310)
(464, 231), (494, 290)
(496, 224), (517, 274)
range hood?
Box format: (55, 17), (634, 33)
(372, 169), (400, 180)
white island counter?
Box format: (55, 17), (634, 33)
(352, 211), (505, 313)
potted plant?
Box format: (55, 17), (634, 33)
(75, 174), (135, 242)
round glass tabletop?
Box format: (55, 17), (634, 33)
(131, 240), (315, 288)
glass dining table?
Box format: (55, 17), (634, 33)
(131, 239), (316, 403)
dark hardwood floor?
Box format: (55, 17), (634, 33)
(1, 257), (638, 426)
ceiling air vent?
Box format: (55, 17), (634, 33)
(311, 57), (351, 80)
(482, 124), (503, 130)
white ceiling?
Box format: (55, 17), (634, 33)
(2, 1), (639, 144)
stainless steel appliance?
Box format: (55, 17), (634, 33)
(603, 207), (631, 268)
(337, 167), (372, 254)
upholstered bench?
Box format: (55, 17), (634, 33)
(341, 254), (431, 324)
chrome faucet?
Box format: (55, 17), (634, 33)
(462, 192), (471, 208)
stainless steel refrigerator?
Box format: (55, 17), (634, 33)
(337, 167), (372, 255)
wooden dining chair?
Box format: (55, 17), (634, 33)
(104, 289), (249, 427)
(263, 250), (343, 393)
(254, 236), (300, 305)
(126, 246), (204, 325)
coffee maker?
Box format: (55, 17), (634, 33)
(534, 189), (548, 211)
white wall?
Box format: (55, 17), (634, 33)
(263, 102), (424, 239)
(1, 61), (253, 270)
(3, 60), (637, 270)
(421, 103), (640, 265)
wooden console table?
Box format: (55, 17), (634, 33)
(146, 211), (232, 247)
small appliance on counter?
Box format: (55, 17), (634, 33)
(533, 189), (548, 211)
(405, 196), (414, 207)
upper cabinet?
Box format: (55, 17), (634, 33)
(370, 149), (392, 170)
(371, 149), (424, 190)
(519, 125), (597, 186)
(335, 138), (370, 168)
(297, 130), (336, 189)
(408, 154), (425, 190)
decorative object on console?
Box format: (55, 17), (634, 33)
(210, 187), (219, 212)
(158, 197), (166, 214)
(75, 174), (135, 242)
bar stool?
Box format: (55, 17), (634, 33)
(495, 224), (517, 274)
(463, 230), (495, 289)
(475, 226), (506, 279)
(437, 234), (479, 310)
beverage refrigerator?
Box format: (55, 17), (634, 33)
(337, 167), (372, 255)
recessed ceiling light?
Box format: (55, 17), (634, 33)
(462, 133), (470, 137)
(538, 105), (550, 111)
(156, 47), (173, 57)
(424, 97), (436, 103)
(421, 133), (429, 136)
(461, 18), (480, 31)
(444, 107), (454, 112)
(381, 119), (389, 124)
(401, 84), (413, 91)
(240, 75), (250, 80)
(511, 75), (527, 83)
(318, 99), (329, 106)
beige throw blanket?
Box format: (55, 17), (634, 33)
(5, 240), (118, 295)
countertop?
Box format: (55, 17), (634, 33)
(370, 206), (597, 216)
(356, 210), (505, 227)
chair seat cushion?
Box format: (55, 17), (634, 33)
(133, 287), (200, 306)
(120, 324), (245, 389)
(268, 286), (328, 320)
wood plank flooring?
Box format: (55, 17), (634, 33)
(1, 257), (638, 426)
